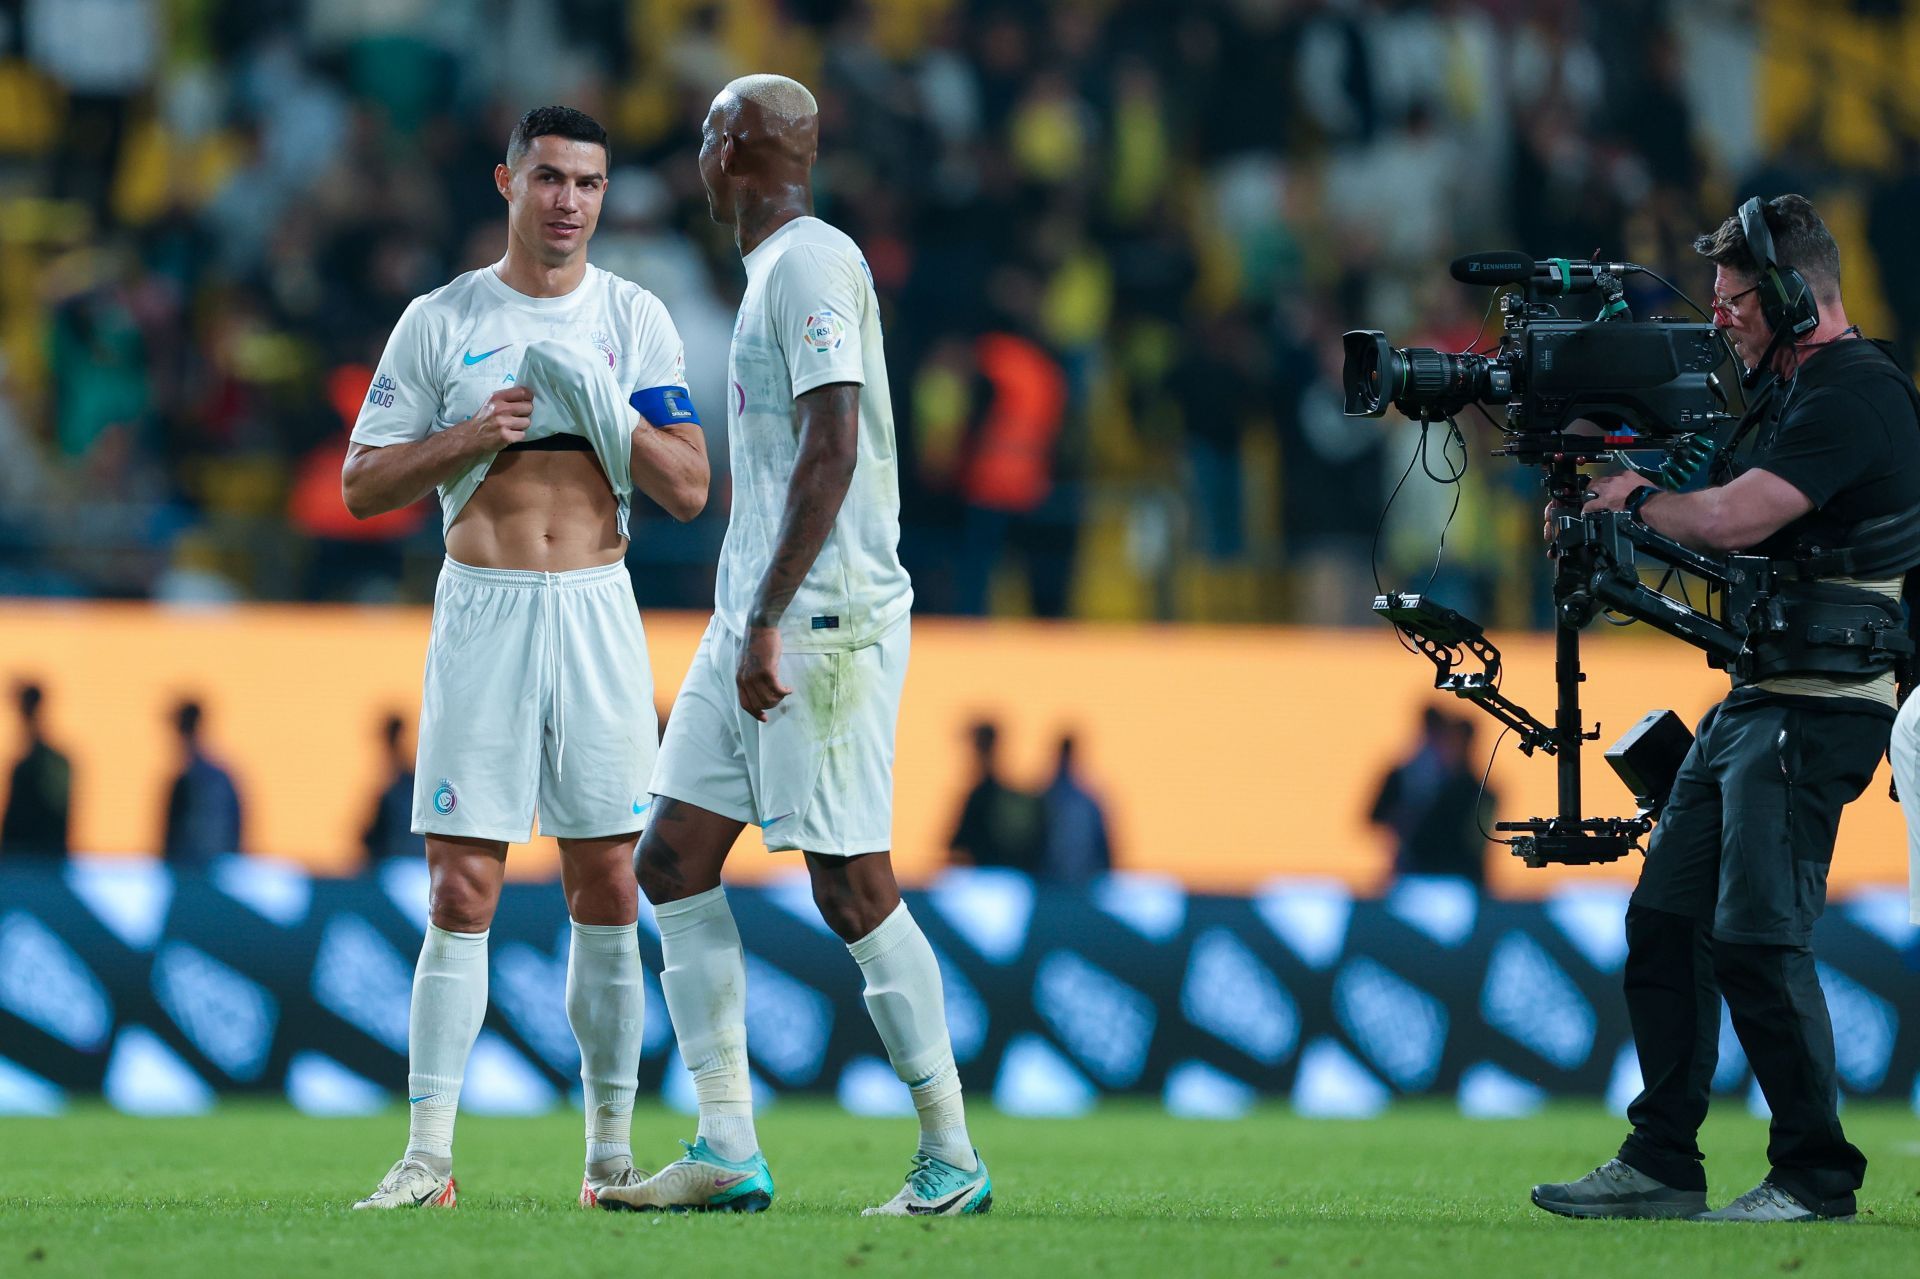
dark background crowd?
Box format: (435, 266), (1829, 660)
(3, 668), (1495, 885)
(3, 678), (252, 863)
(3, 679), (1128, 883)
(0, 0), (1911, 628)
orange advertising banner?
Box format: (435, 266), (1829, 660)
(0, 602), (1910, 897)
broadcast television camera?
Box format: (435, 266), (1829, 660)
(1343, 252), (1742, 867)
(1343, 252), (1729, 450)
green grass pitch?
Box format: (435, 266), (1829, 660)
(3, 1102), (1917, 1277)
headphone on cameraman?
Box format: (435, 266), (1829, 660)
(1738, 196), (1819, 340)
(1643, 199), (1822, 486)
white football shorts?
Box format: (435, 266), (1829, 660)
(1891, 690), (1920, 924)
(414, 557), (657, 842)
(649, 617), (909, 856)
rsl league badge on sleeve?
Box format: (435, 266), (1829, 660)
(802, 310), (845, 354)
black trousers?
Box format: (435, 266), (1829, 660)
(1615, 691), (1889, 1216)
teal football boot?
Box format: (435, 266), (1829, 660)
(863, 1150), (992, 1217)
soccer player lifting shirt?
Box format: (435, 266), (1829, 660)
(595, 76), (991, 1218)
(340, 106), (709, 1210)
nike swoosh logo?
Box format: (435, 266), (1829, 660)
(408, 1093), (440, 1105)
(463, 345), (510, 366)
(762, 812), (792, 826)
(633, 800), (651, 816)
(711, 1171), (754, 1191)
(906, 1186), (976, 1215)
(411, 1184), (443, 1206)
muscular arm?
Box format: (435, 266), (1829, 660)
(341, 386), (531, 519)
(1586, 467), (1814, 552)
(629, 422), (710, 522)
(733, 383), (861, 720)
(747, 383), (861, 627)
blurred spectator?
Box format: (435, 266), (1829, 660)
(162, 698), (243, 865)
(24, 0), (161, 226)
(361, 712), (420, 863)
(955, 322), (1071, 616)
(1867, 133), (1920, 366)
(1, 681), (72, 858)
(46, 267), (152, 460)
(287, 363), (430, 601)
(949, 720), (1044, 873)
(1174, 311), (1249, 561)
(153, 530), (246, 605)
(1368, 706), (1494, 889)
(1280, 327), (1386, 625)
(0, 0), (1903, 626)
(1038, 733), (1111, 884)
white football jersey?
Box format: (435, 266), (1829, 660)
(351, 263), (690, 536)
(717, 216), (912, 651)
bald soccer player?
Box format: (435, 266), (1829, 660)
(596, 76), (990, 1218)
(341, 106), (709, 1210)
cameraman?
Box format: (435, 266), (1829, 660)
(1532, 196), (1920, 1223)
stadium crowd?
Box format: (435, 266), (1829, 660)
(0, 0), (1910, 625)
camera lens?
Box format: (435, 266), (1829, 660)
(1345, 331), (1498, 421)
(1341, 331), (1397, 416)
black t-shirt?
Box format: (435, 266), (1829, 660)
(1736, 338), (1920, 559)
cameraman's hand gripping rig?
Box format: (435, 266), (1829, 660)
(1381, 448), (1917, 866)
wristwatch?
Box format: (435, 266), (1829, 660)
(1624, 485), (1659, 520)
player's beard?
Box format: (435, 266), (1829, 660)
(523, 220), (585, 269)
(702, 174), (732, 227)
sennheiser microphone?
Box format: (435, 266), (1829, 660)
(1448, 251), (1644, 292)
(1448, 251), (1533, 284)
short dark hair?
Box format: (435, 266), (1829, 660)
(16, 681), (43, 720)
(1693, 194), (1841, 296)
(506, 105), (609, 170)
(174, 699), (203, 739)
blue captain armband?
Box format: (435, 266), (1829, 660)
(630, 385), (702, 427)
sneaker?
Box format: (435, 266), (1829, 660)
(579, 1161), (649, 1208)
(863, 1151), (992, 1217)
(594, 1138), (774, 1214)
(1694, 1181), (1853, 1223)
(352, 1157), (456, 1210)
(1530, 1158), (1704, 1220)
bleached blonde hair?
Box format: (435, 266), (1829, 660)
(720, 74), (818, 122)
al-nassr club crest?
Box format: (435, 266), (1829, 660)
(590, 329), (618, 370)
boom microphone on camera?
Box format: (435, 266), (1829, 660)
(1448, 251), (1646, 293)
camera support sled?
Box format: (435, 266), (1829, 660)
(1376, 445), (1726, 868)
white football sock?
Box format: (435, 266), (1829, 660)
(567, 919), (643, 1174)
(654, 885), (757, 1161)
(848, 902), (976, 1172)
(405, 925), (489, 1175)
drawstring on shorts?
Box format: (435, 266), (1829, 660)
(542, 572), (567, 778)
(440, 557), (628, 782)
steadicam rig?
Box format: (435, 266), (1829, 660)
(1345, 253), (1742, 867)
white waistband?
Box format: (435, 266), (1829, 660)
(440, 556), (629, 590)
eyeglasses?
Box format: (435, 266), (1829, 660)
(1710, 283), (1760, 320)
